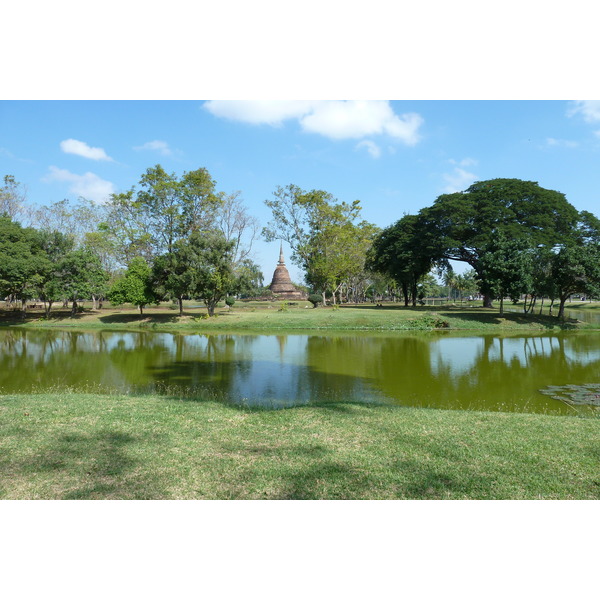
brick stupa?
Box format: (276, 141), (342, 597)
(269, 244), (307, 300)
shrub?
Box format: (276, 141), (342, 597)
(308, 294), (322, 308)
(225, 297), (235, 309)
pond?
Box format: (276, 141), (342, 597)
(1, 328), (599, 415)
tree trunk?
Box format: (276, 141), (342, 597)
(322, 291), (327, 306)
(139, 305), (144, 315)
(178, 297), (184, 316)
(499, 296), (504, 316)
(45, 301), (53, 318)
(528, 295), (536, 314)
(483, 293), (494, 308)
(71, 300), (78, 316)
(557, 296), (567, 320)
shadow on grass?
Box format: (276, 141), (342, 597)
(341, 304), (435, 311)
(99, 313), (182, 325)
(341, 303), (579, 329)
(7, 429), (164, 499)
(277, 462), (377, 500)
(441, 308), (579, 330)
(392, 458), (495, 499)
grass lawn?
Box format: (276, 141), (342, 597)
(1, 391), (599, 500)
(2, 299), (597, 332)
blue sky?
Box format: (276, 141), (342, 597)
(2, 100), (600, 283)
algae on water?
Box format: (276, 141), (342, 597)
(539, 384), (600, 406)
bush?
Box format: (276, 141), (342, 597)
(308, 294), (322, 308)
(225, 297), (235, 309)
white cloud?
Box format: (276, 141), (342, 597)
(355, 140), (381, 158)
(60, 138), (113, 161)
(442, 167), (478, 193)
(545, 137), (578, 148)
(44, 166), (115, 203)
(204, 101), (315, 126)
(301, 101), (423, 144)
(133, 140), (173, 156)
(567, 100), (600, 123)
(449, 157), (478, 167)
(203, 100), (424, 145)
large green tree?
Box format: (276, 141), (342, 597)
(35, 230), (76, 317)
(417, 179), (581, 307)
(0, 217), (49, 313)
(367, 214), (439, 306)
(152, 232), (235, 317)
(190, 233), (236, 317)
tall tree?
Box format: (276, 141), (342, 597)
(152, 232), (235, 317)
(417, 179), (580, 307)
(367, 214), (439, 306)
(35, 230), (75, 317)
(189, 233), (236, 317)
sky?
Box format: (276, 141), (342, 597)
(2, 100), (600, 283)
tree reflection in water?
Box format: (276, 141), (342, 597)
(0, 328), (599, 414)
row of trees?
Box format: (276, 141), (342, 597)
(0, 168), (264, 316)
(3, 172), (600, 319)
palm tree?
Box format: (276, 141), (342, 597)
(443, 271), (457, 302)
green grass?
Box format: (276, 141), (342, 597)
(1, 391), (598, 499)
(2, 300), (595, 333)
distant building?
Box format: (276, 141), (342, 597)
(268, 244), (307, 300)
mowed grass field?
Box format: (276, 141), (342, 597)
(1, 392), (599, 500)
(2, 299), (598, 332)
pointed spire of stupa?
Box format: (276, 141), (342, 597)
(278, 242), (285, 265)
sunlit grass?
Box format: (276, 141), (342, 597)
(1, 391), (598, 499)
(2, 300), (595, 332)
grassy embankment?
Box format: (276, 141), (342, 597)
(1, 391), (599, 500)
(2, 300), (599, 332)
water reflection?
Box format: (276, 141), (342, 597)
(1, 328), (599, 414)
